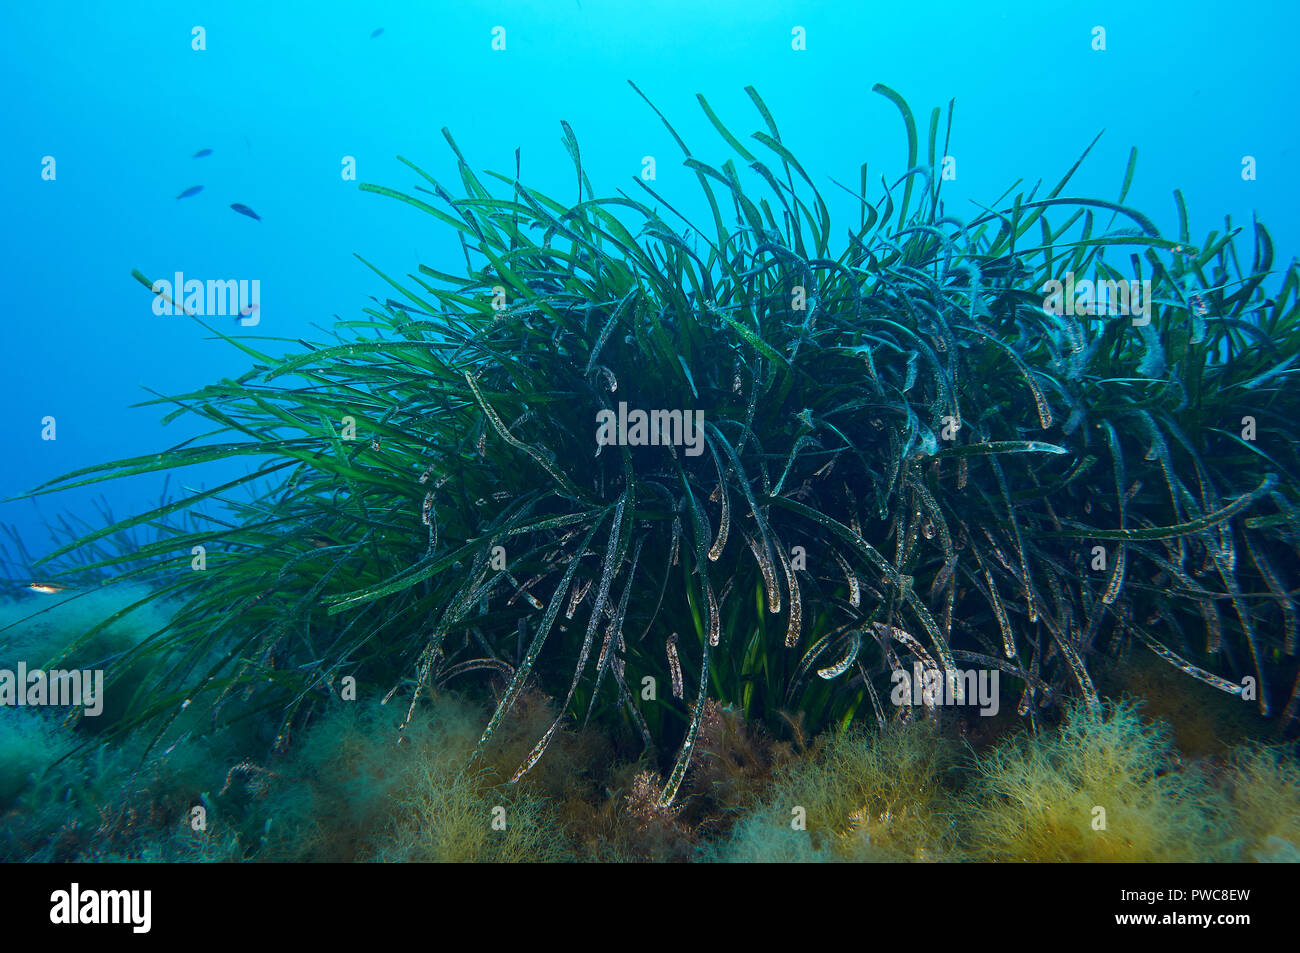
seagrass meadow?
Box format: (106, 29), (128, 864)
(7, 83), (1300, 860)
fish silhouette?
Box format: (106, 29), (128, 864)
(230, 203), (262, 221)
(370, 27), (384, 38)
(192, 148), (212, 158)
(176, 185), (204, 199)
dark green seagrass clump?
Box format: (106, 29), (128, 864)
(25, 83), (1300, 804)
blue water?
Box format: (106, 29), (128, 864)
(3, 0), (1297, 566)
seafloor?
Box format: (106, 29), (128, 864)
(1, 584), (1295, 863)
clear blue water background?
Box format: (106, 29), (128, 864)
(3, 0), (1297, 567)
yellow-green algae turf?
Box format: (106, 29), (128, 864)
(703, 702), (1299, 863)
(701, 721), (965, 862)
(1220, 746), (1300, 862)
(261, 696), (574, 862)
(965, 702), (1229, 862)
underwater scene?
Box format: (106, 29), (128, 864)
(3, 0), (1300, 882)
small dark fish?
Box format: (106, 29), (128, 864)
(370, 27), (384, 38)
(230, 203), (261, 221)
(192, 148), (212, 158)
(176, 185), (204, 199)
